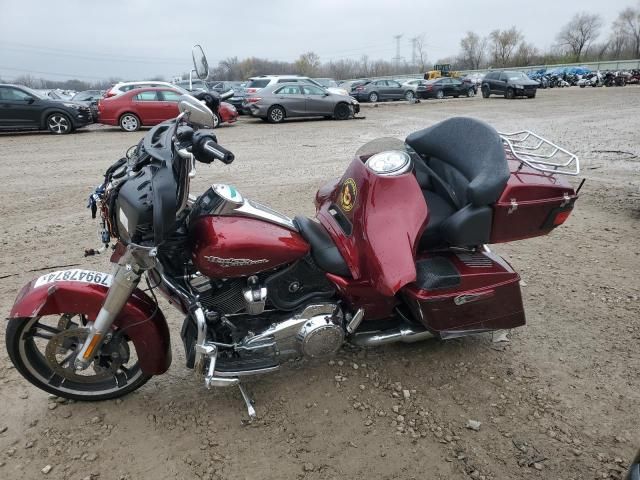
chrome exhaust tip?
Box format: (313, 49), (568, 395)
(350, 324), (435, 347)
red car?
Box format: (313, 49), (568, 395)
(98, 87), (238, 132)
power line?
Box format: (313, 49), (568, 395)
(393, 34), (403, 68)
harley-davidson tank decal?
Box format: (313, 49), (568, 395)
(203, 256), (269, 267)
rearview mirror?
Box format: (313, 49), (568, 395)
(178, 95), (215, 128)
(192, 45), (209, 80)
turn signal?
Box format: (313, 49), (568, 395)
(553, 210), (572, 226)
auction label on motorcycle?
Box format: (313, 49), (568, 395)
(34, 269), (112, 288)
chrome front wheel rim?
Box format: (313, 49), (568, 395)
(48, 115), (70, 133)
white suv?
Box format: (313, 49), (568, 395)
(245, 75), (349, 96)
(105, 81), (190, 98)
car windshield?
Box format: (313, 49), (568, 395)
(314, 78), (337, 88)
(247, 79), (270, 89)
(355, 137), (406, 160)
(508, 73), (528, 80)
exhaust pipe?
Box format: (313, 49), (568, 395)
(350, 324), (435, 347)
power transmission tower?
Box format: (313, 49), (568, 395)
(393, 34), (403, 70)
(410, 36), (418, 65)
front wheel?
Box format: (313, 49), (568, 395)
(333, 102), (352, 120)
(481, 86), (490, 98)
(404, 90), (415, 101)
(505, 88), (515, 99)
(212, 112), (221, 128)
(6, 315), (151, 401)
(46, 113), (72, 134)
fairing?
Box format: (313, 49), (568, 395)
(316, 138), (428, 297)
(9, 274), (171, 375)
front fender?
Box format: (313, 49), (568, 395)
(9, 270), (171, 375)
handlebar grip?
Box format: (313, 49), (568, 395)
(204, 140), (235, 164)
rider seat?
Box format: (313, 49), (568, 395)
(405, 117), (510, 249)
(294, 216), (351, 277)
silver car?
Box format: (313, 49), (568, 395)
(245, 83), (360, 123)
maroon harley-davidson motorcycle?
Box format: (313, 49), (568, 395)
(5, 47), (583, 417)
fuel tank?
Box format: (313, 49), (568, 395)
(189, 184), (310, 278)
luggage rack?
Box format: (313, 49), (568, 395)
(499, 130), (580, 176)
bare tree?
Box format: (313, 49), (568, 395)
(459, 31), (487, 70)
(513, 41), (539, 66)
(608, 22), (629, 59)
(557, 12), (603, 62)
(489, 27), (523, 67)
(295, 52), (320, 76)
(616, 6), (640, 58)
(414, 35), (428, 72)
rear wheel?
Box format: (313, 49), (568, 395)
(466, 88), (475, 97)
(333, 102), (352, 120)
(436, 90), (444, 99)
(46, 113), (72, 134)
(212, 112), (221, 128)
(6, 315), (151, 401)
(368, 92), (379, 102)
(481, 86), (490, 98)
(119, 113), (140, 132)
(267, 105), (285, 123)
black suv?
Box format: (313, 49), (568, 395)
(0, 84), (93, 134)
(481, 71), (538, 99)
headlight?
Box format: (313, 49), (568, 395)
(63, 103), (82, 109)
(514, 85), (524, 89)
(365, 150), (412, 176)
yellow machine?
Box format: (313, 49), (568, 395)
(424, 64), (461, 80)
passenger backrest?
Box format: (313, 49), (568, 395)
(406, 117), (509, 207)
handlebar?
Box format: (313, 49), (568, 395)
(190, 130), (235, 164)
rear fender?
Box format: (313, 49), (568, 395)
(9, 270), (171, 375)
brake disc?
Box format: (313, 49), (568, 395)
(44, 328), (128, 383)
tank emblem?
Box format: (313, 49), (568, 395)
(204, 255), (269, 267)
(340, 178), (357, 213)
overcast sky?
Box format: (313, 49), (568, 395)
(0, 0), (633, 81)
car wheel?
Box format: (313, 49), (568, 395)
(212, 112), (221, 128)
(528, 91), (537, 98)
(466, 88), (475, 97)
(333, 102), (352, 120)
(481, 86), (490, 98)
(368, 92), (379, 102)
(436, 90), (444, 99)
(46, 113), (72, 134)
(119, 113), (140, 132)
(580, 84), (586, 88)
(404, 90), (415, 101)
(267, 105), (285, 123)
(505, 88), (515, 99)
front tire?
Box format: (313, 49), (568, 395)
(46, 113), (72, 134)
(481, 86), (490, 98)
(404, 90), (415, 101)
(267, 105), (285, 123)
(6, 316), (151, 401)
(212, 112), (221, 128)
(333, 102), (352, 120)
(119, 113), (140, 132)
(505, 88), (515, 99)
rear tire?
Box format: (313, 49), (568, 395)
(368, 92), (379, 102)
(46, 113), (72, 134)
(6, 316), (151, 401)
(267, 105), (285, 123)
(333, 102), (352, 120)
(436, 90), (444, 99)
(119, 113), (140, 132)
(466, 88), (475, 97)
(482, 86), (490, 98)
(212, 112), (221, 128)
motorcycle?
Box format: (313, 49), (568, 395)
(5, 46), (583, 417)
(578, 71), (604, 88)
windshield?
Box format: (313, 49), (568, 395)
(508, 73), (528, 81)
(355, 137), (406, 159)
(23, 87), (45, 99)
(247, 79), (270, 89)
(314, 78), (338, 88)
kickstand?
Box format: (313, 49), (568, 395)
(238, 382), (256, 419)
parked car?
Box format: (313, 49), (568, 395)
(173, 79), (213, 92)
(98, 87), (237, 131)
(225, 81), (248, 114)
(462, 73), (484, 87)
(313, 78), (339, 89)
(340, 79), (371, 95)
(35, 89), (75, 101)
(104, 81), (190, 98)
(245, 75), (348, 96)
(0, 84), (93, 134)
(401, 79), (428, 101)
(351, 79), (414, 102)
(71, 90), (105, 121)
(244, 82), (359, 123)
(416, 77), (476, 99)
(481, 71), (538, 99)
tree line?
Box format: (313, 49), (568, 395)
(3, 4), (638, 90)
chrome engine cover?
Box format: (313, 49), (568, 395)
(240, 303), (343, 358)
(297, 316), (344, 358)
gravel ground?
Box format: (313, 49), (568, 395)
(0, 86), (638, 480)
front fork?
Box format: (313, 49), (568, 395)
(74, 246), (152, 370)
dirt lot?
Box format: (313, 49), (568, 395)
(0, 86), (639, 480)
